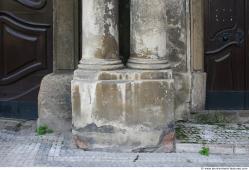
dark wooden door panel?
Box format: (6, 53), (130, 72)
(0, 0), (53, 119)
(0, 13), (49, 85)
(205, 0), (247, 109)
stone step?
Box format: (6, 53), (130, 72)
(176, 143), (249, 155)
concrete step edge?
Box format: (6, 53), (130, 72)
(176, 143), (249, 155)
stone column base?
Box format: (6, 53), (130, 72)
(71, 69), (175, 152)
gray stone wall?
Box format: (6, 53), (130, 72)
(53, 0), (79, 71)
(165, 0), (206, 120)
(166, 0), (188, 72)
(166, 0), (192, 120)
(38, 0), (80, 132)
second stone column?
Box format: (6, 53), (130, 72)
(128, 0), (169, 70)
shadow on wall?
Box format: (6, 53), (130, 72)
(119, 0), (130, 65)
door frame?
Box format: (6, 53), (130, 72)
(190, 0), (249, 110)
(190, 0), (205, 72)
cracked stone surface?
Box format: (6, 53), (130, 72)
(0, 119), (249, 167)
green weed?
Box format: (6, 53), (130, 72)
(36, 125), (53, 136)
(199, 147), (209, 156)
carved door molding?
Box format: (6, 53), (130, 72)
(15, 0), (47, 9)
(0, 0), (53, 119)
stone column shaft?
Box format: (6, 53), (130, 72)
(79, 0), (123, 70)
(128, 0), (169, 70)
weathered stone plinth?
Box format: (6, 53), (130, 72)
(38, 72), (73, 132)
(72, 69), (175, 152)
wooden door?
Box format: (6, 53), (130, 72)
(204, 0), (248, 109)
(0, 0), (53, 119)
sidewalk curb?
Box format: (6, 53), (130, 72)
(176, 143), (249, 155)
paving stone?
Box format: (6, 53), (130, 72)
(1, 120), (249, 167)
(234, 145), (249, 155)
(208, 144), (234, 154)
(176, 143), (203, 153)
(176, 123), (249, 145)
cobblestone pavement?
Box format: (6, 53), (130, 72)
(176, 123), (249, 144)
(0, 119), (249, 167)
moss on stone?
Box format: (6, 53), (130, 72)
(190, 112), (198, 115)
(175, 126), (188, 140)
(36, 125), (53, 136)
(196, 113), (228, 124)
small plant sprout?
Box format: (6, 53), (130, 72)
(36, 125), (53, 136)
(199, 147), (209, 156)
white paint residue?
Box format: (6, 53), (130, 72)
(82, 1), (100, 35)
(78, 82), (97, 125)
(118, 83), (127, 122)
(107, 1), (114, 10)
(105, 18), (115, 36)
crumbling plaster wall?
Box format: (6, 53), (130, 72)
(166, 0), (192, 121)
(169, 0), (206, 120)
